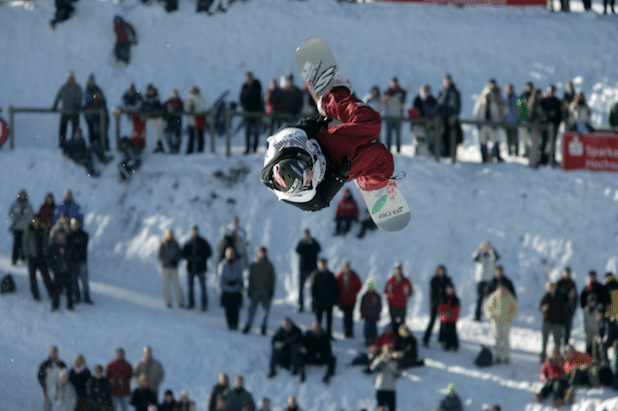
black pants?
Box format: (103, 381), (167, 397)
(52, 270), (73, 310)
(270, 345), (300, 372)
(187, 271), (207, 310)
(376, 390), (396, 411)
(244, 118), (261, 153)
(59, 113), (79, 147)
(222, 291), (241, 330)
(423, 304), (439, 344)
(475, 281), (487, 321)
(341, 305), (355, 338)
(539, 378), (567, 402)
(11, 230), (24, 264)
(315, 305), (333, 337)
(28, 258), (53, 300)
(335, 217), (355, 236)
(187, 126), (205, 153)
(114, 42), (132, 64)
(603, 0), (615, 11)
(442, 322), (458, 350)
(302, 353), (336, 378)
(298, 269), (311, 311)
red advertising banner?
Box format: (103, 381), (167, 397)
(562, 132), (618, 172)
(378, 0), (545, 6)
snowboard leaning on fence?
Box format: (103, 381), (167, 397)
(295, 37), (411, 232)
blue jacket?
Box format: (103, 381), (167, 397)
(219, 258), (244, 293)
(504, 92), (519, 124)
(53, 200), (83, 226)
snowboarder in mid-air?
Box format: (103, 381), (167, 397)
(260, 84), (394, 212)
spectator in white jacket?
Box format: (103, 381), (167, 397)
(473, 82), (504, 163)
(370, 345), (399, 411)
(472, 240), (500, 321)
(185, 86), (207, 154)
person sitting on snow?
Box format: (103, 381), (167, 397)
(260, 82), (394, 212)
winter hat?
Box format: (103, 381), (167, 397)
(367, 279), (376, 290)
(180, 390), (189, 398)
(164, 390), (174, 397)
(605, 273), (616, 282)
(447, 383), (457, 394)
(393, 262), (402, 269)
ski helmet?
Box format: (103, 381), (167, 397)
(272, 158), (312, 194)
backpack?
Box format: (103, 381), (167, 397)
(0, 273), (16, 294)
(475, 346), (493, 367)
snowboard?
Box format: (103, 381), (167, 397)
(295, 37), (411, 232)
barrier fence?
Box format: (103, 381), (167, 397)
(9, 106), (607, 169)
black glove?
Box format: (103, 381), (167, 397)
(337, 156), (351, 180)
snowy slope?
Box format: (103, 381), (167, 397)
(1, 1), (618, 411)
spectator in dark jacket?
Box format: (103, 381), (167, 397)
(53, 71), (83, 149)
(83, 74), (110, 152)
(68, 217), (93, 304)
(268, 318), (303, 378)
(226, 376), (255, 411)
(436, 74), (462, 158)
(163, 90), (184, 154)
(273, 73), (303, 127)
(311, 259), (339, 339)
(121, 83), (145, 147)
(580, 271), (609, 311)
(300, 321), (336, 383)
(158, 229), (185, 308)
(64, 127), (100, 177)
(130, 374), (158, 411)
(243, 246), (276, 335)
(360, 279), (382, 345)
(335, 259), (362, 338)
(540, 282), (567, 362)
(181, 225), (212, 311)
(113, 16), (137, 65)
(50, 0), (75, 30)
(105, 348), (133, 411)
(240, 72), (264, 154)
(87, 365), (113, 411)
(50, 230), (74, 311)
(422, 264), (453, 347)
(485, 266), (516, 299)
(159, 390), (177, 411)
(141, 85), (165, 153)
(208, 374), (230, 411)
(295, 229), (321, 313)
(556, 267), (577, 346)
(539, 85), (562, 166)
(69, 354), (92, 411)
(22, 213), (53, 301)
(393, 324), (423, 368)
(118, 136), (143, 182)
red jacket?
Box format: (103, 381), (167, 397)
(114, 21), (136, 43)
(437, 295), (460, 323)
(370, 330), (397, 353)
(317, 88), (394, 191)
(336, 196), (359, 219)
(563, 351), (593, 374)
(105, 358), (133, 397)
(335, 270), (362, 306)
(384, 276), (413, 309)
(38, 203), (55, 231)
(540, 357), (565, 381)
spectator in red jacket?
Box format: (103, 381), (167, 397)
(534, 346), (567, 407)
(38, 193), (56, 231)
(384, 262), (413, 331)
(113, 16), (137, 66)
(562, 344), (594, 404)
(335, 259), (363, 338)
(437, 285), (460, 351)
(334, 188), (359, 236)
(105, 348), (133, 411)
